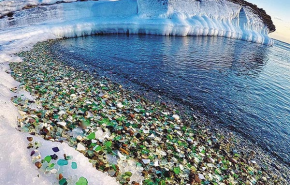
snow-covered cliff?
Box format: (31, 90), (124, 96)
(137, 0), (272, 44)
(0, 0), (274, 47)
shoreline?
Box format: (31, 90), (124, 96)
(7, 39), (289, 184)
(49, 36), (290, 170)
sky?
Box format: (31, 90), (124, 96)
(249, 0), (290, 43)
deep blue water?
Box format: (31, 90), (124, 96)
(51, 35), (290, 164)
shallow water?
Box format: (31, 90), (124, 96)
(50, 35), (290, 164)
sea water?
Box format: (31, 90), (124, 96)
(50, 35), (290, 164)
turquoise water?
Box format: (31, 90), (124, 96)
(51, 35), (290, 164)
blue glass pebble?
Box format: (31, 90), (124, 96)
(71, 162), (77, 169)
(52, 147), (59, 152)
(57, 159), (68, 166)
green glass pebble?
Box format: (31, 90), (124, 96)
(71, 162), (77, 169)
(46, 163), (54, 171)
(124, 172), (132, 177)
(57, 159), (68, 166)
(76, 177), (88, 185)
(87, 132), (95, 140)
(173, 167), (180, 175)
(94, 145), (102, 152)
(104, 141), (112, 147)
(59, 178), (67, 185)
(87, 150), (94, 158)
(66, 155), (73, 160)
(44, 155), (52, 163)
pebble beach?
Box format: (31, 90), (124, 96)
(8, 40), (290, 185)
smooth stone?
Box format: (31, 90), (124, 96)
(172, 114), (180, 120)
(35, 161), (42, 169)
(116, 102), (123, 108)
(27, 137), (33, 142)
(76, 135), (83, 141)
(77, 143), (86, 151)
(44, 155), (52, 163)
(87, 132), (95, 140)
(59, 178), (67, 185)
(70, 94), (77, 99)
(154, 160), (159, 167)
(57, 159), (68, 166)
(52, 147), (59, 152)
(71, 162), (77, 169)
(58, 110), (66, 115)
(50, 169), (57, 174)
(76, 177), (88, 185)
(108, 169), (116, 176)
(57, 122), (66, 127)
(51, 154), (58, 160)
(142, 159), (150, 164)
(198, 174), (205, 180)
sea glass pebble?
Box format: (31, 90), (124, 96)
(57, 159), (68, 166)
(71, 162), (77, 169)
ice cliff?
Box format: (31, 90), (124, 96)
(137, 0), (273, 44)
(0, 0), (274, 48)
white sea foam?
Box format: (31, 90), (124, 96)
(0, 0), (274, 184)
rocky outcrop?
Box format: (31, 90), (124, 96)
(228, 0), (275, 32)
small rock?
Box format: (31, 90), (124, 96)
(51, 169), (57, 174)
(52, 147), (60, 152)
(70, 94), (77, 99)
(271, 163), (281, 170)
(229, 158), (237, 164)
(116, 102), (123, 108)
(108, 169), (116, 176)
(59, 173), (63, 180)
(172, 114), (180, 120)
(51, 154), (58, 160)
(57, 122), (66, 127)
(71, 162), (77, 169)
(28, 119), (35, 124)
(194, 174), (201, 183)
(198, 173), (205, 180)
(129, 113), (135, 119)
(35, 161), (42, 169)
(27, 137), (33, 142)
(250, 160), (257, 164)
(142, 159), (150, 164)
(77, 143), (86, 151)
(261, 177), (267, 182)
(57, 159), (68, 166)
(76, 135), (83, 141)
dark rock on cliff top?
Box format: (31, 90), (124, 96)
(228, 0), (276, 32)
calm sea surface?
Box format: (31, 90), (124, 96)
(50, 35), (290, 164)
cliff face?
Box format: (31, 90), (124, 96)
(0, 0), (275, 34)
(137, 0), (274, 44)
(0, 0), (275, 45)
(138, 0), (275, 33)
(227, 0), (275, 32)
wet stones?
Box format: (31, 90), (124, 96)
(9, 41), (289, 185)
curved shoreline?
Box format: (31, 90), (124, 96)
(0, 1), (282, 184)
(49, 36), (290, 179)
(8, 40), (289, 184)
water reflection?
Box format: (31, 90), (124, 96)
(51, 35), (290, 163)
